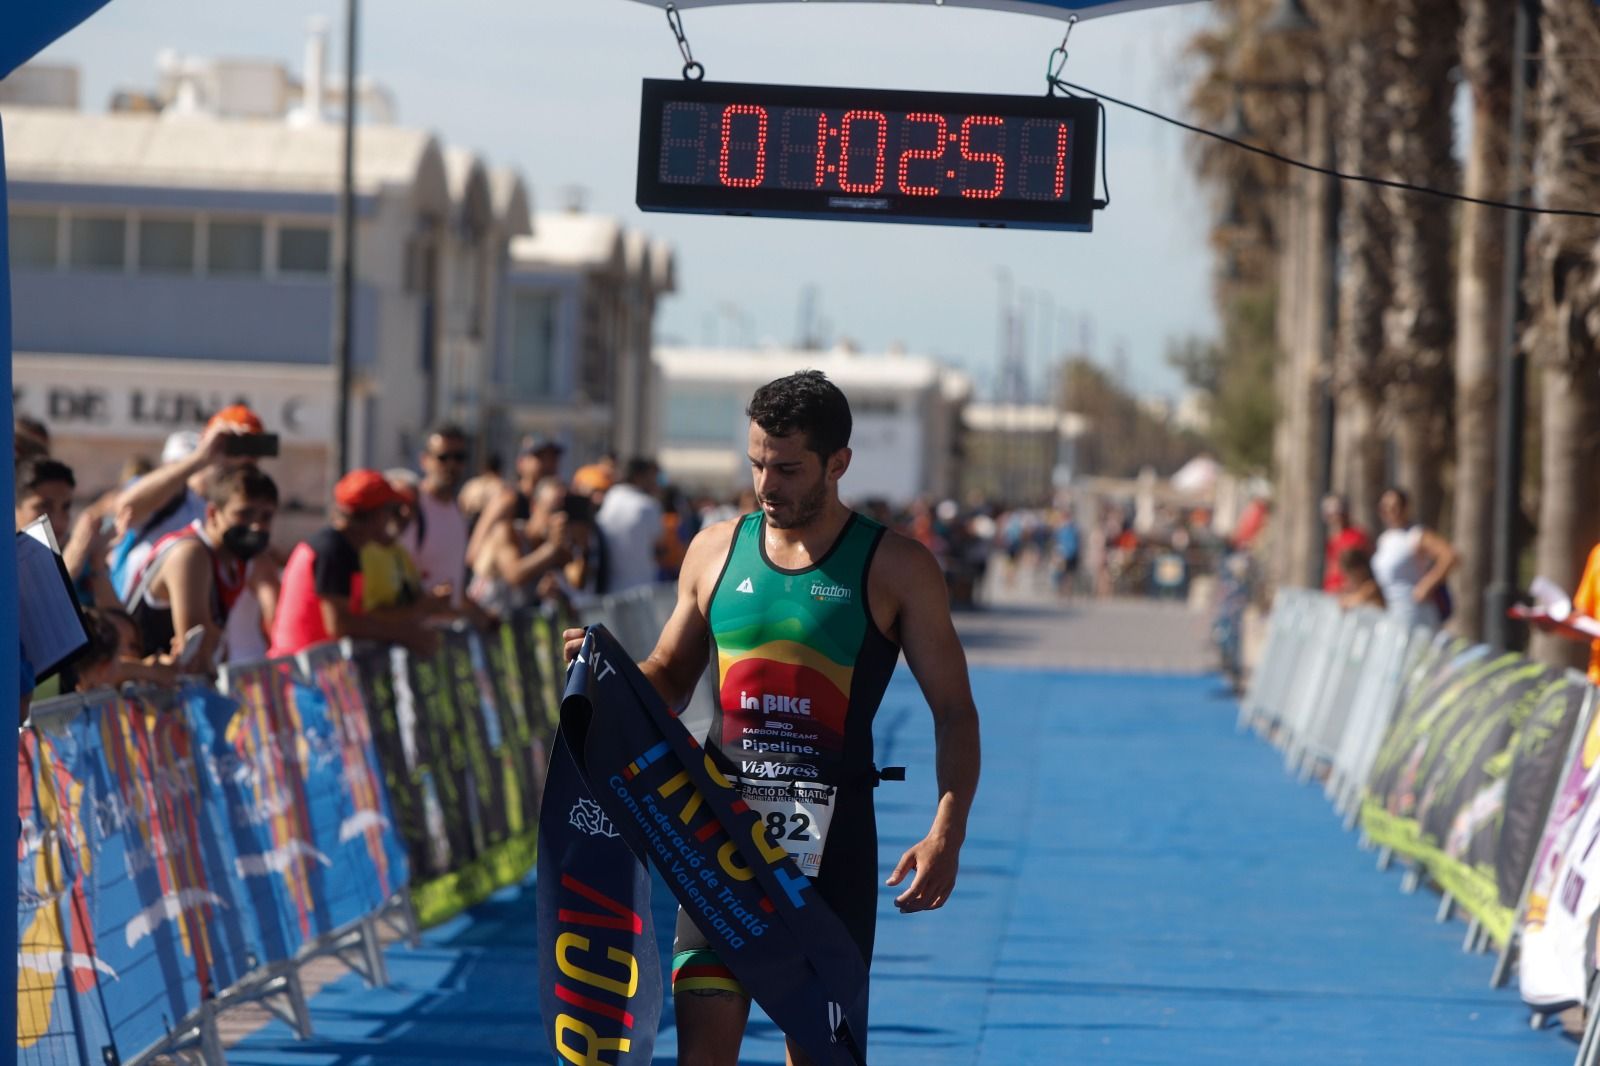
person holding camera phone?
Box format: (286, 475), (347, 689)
(110, 404), (275, 599)
(123, 466), (279, 670)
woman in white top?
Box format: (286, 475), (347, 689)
(1370, 487), (1459, 630)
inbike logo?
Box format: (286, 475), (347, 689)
(736, 577), (755, 594)
(741, 760), (821, 779)
(739, 691), (812, 716)
(810, 580), (851, 602)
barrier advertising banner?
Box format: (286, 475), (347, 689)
(306, 654), (410, 914)
(1495, 680), (1588, 909)
(1521, 698), (1600, 1009)
(19, 693), (255, 1063)
(538, 626), (871, 1066)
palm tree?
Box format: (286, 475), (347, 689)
(1329, 0), (1395, 535)
(1450, 0), (1516, 641)
(1185, 0), (1323, 588)
(1382, 0), (1461, 532)
(1528, 0), (1600, 669)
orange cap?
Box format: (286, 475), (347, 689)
(572, 463), (615, 494)
(207, 403), (265, 434)
(335, 469), (405, 513)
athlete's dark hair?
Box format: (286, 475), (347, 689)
(208, 465), (279, 508)
(15, 457), (74, 504)
(745, 371), (852, 458)
(427, 423), (468, 446)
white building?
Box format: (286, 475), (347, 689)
(0, 37), (678, 540)
(500, 212), (675, 465)
(654, 346), (973, 506)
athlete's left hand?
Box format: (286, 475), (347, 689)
(886, 832), (961, 912)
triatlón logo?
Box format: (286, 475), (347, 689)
(736, 577), (755, 594)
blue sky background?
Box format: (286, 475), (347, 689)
(38, 0), (1217, 398)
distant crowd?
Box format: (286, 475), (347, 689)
(15, 409), (706, 716)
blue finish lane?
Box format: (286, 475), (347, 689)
(229, 667), (1568, 1064)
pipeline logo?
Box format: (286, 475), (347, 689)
(809, 581), (852, 602)
(552, 873), (644, 1064)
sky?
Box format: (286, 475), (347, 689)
(37, 0), (1218, 399)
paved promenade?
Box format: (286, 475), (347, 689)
(228, 595), (1568, 1065)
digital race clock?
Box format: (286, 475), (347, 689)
(636, 80), (1103, 232)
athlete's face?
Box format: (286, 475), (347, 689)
(747, 424), (848, 530)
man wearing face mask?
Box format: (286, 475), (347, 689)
(123, 466), (279, 669)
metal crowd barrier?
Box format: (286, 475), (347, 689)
(18, 583), (683, 1066)
(1244, 589), (1600, 1066)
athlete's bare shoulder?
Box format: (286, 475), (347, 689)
(866, 525), (946, 632)
(871, 526), (942, 580)
(681, 516), (743, 605)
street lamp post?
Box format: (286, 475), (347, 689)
(332, 0), (359, 477)
(1484, 0), (1538, 651)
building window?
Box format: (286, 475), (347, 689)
(277, 224), (331, 276)
(208, 220), (264, 275)
(68, 216), (126, 272)
(138, 218), (195, 274)
(664, 389), (744, 446)
(8, 212), (58, 270)
(509, 289), (559, 401)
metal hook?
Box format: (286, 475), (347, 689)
(665, 3), (704, 81)
(1045, 14), (1078, 95)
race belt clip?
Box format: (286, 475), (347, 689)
(872, 765), (906, 787)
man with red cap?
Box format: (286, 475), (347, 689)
(268, 470), (440, 658)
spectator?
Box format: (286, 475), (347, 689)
(572, 460), (616, 506)
(458, 451), (505, 530)
(122, 466), (279, 669)
(466, 434), (564, 568)
(596, 457), (664, 594)
(1321, 494), (1373, 594)
(14, 415), (49, 462)
(1371, 487), (1459, 630)
(15, 455), (74, 546)
(268, 470), (440, 659)
(1337, 547), (1386, 611)
(362, 470), (427, 613)
(401, 424), (472, 604)
(111, 405), (269, 597)
(1054, 510), (1081, 597)
(468, 478), (574, 616)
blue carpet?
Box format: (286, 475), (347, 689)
(228, 667), (1571, 1064)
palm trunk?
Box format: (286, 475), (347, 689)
(1383, 0), (1461, 532)
(1528, 0), (1600, 669)
(1331, 30), (1392, 535)
(1450, 0), (1515, 641)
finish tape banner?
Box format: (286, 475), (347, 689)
(537, 626), (870, 1066)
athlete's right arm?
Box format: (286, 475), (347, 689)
(564, 519), (736, 709)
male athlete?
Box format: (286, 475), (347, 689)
(564, 370), (982, 1065)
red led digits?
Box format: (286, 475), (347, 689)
(1055, 122), (1071, 199)
(717, 104), (769, 189)
(897, 112), (947, 197)
(959, 115), (1005, 199)
(837, 109), (888, 195)
(816, 112), (829, 188)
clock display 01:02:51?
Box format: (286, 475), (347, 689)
(657, 101), (1076, 203)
